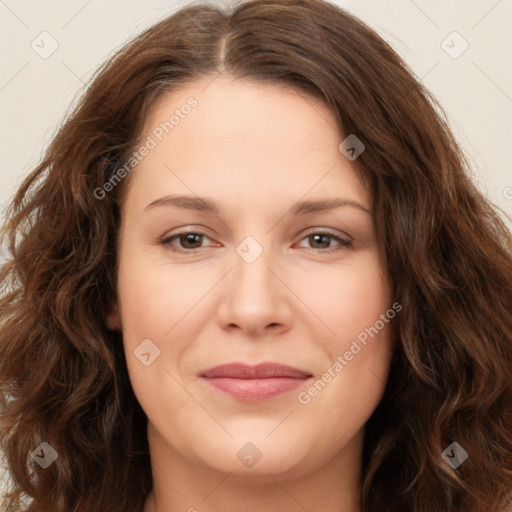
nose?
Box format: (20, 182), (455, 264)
(216, 239), (293, 337)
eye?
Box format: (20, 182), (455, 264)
(296, 229), (352, 252)
(159, 231), (215, 253)
(159, 228), (352, 254)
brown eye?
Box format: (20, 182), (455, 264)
(298, 230), (352, 252)
(160, 232), (212, 252)
(176, 233), (204, 249)
(308, 233), (333, 249)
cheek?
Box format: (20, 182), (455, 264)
(295, 250), (394, 418)
(115, 244), (225, 407)
(115, 256), (202, 434)
(329, 252), (394, 385)
(117, 249), (206, 342)
(274, 251), (395, 467)
(334, 264), (390, 351)
(296, 249), (391, 349)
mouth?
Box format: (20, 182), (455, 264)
(199, 362), (313, 401)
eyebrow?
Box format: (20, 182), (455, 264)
(144, 195), (371, 216)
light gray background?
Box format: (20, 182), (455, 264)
(1, 0), (511, 499)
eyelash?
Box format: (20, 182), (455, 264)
(158, 229), (352, 254)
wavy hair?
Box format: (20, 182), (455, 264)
(1, 1), (512, 510)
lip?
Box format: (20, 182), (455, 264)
(200, 362), (313, 401)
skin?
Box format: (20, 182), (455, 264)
(108, 75), (395, 512)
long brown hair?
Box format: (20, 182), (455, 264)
(1, 1), (511, 510)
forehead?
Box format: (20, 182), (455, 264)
(124, 75), (369, 212)
(144, 74), (339, 149)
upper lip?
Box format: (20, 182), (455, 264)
(200, 362), (312, 379)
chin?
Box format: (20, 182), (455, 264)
(185, 429), (311, 477)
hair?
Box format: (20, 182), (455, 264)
(1, 0), (511, 510)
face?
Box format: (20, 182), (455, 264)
(111, 75), (395, 479)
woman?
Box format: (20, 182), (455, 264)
(1, 1), (511, 511)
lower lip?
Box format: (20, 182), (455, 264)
(202, 377), (310, 401)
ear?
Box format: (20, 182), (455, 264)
(106, 301), (122, 331)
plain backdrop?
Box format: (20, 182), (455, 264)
(1, 0), (511, 498)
